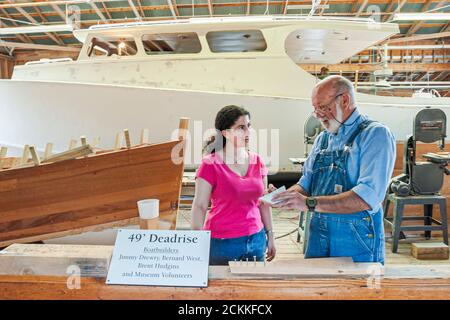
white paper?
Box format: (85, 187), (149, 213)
(259, 186), (286, 205)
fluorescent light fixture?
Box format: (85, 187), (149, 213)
(287, 5), (330, 10)
(392, 13), (450, 21)
(0, 24), (73, 35)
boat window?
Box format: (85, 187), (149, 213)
(87, 36), (138, 57)
(142, 33), (201, 55)
(206, 30), (267, 53)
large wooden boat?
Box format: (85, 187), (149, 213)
(0, 118), (189, 248)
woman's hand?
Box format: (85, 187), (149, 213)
(266, 233), (276, 262)
(267, 184), (277, 194)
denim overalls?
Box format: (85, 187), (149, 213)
(304, 120), (385, 264)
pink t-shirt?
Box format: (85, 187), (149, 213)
(196, 152), (268, 239)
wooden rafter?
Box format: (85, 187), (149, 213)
(167, 0), (179, 19)
(100, 2), (113, 20)
(136, 0), (146, 18)
(406, 0), (447, 36)
(383, 0), (407, 22)
(207, 0), (214, 16)
(0, 8), (33, 44)
(90, 1), (107, 22)
(355, 0), (369, 17)
(6, 0), (64, 46)
(127, 0), (142, 20)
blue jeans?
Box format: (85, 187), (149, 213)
(209, 229), (267, 265)
(305, 210), (385, 264)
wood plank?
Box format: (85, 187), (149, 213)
(411, 242), (449, 260)
(0, 140), (185, 247)
(0, 272), (449, 300)
(42, 144), (94, 163)
(0, 244), (112, 277)
(229, 257), (383, 278)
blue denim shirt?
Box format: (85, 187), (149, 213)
(298, 108), (396, 214)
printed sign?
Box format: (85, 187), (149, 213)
(106, 229), (210, 287)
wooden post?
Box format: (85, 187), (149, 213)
(21, 145), (30, 165)
(92, 137), (100, 148)
(80, 136), (87, 146)
(140, 129), (150, 144)
(178, 117), (189, 141)
(29, 146), (41, 166)
(354, 70), (359, 90)
(0, 146), (7, 169)
(124, 129), (131, 148)
(68, 139), (77, 150)
(114, 133), (122, 150)
(44, 143), (53, 159)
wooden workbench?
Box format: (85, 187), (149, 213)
(0, 265), (449, 300)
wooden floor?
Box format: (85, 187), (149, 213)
(176, 207), (450, 265)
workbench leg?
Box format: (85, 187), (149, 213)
(392, 202), (404, 253)
(439, 199), (448, 245)
(424, 204), (433, 240)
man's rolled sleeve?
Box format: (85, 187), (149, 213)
(351, 125), (396, 213)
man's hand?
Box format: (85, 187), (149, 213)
(271, 190), (307, 211)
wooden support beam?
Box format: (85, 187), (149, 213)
(68, 139), (77, 150)
(299, 63), (450, 73)
(128, 0), (142, 20)
(207, 0), (214, 16)
(100, 2), (113, 20)
(42, 144), (94, 164)
(6, 0), (65, 46)
(80, 136), (87, 146)
(0, 147), (7, 168)
(20, 145), (30, 165)
(383, 0), (407, 22)
(90, 1), (107, 22)
(136, 0), (146, 18)
(387, 31), (450, 44)
(0, 41), (80, 52)
(123, 129), (131, 149)
(355, 0), (369, 17)
(178, 117), (189, 141)
(406, 0), (447, 36)
(140, 129), (150, 144)
(114, 133), (122, 150)
(167, 0), (179, 19)
(44, 143), (53, 159)
(29, 146), (41, 166)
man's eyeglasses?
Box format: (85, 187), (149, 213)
(312, 92), (345, 116)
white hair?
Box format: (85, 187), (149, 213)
(317, 75), (356, 106)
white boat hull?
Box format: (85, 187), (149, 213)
(0, 80), (449, 174)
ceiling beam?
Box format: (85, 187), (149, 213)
(50, 3), (67, 21)
(6, 0), (64, 46)
(300, 63), (450, 73)
(0, 8), (33, 44)
(282, 0), (289, 15)
(355, 0), (369, 17)
(127, 0), (142, 20)
(406, 0), (447, 36)
(383, 0), (407, 22)
(387, 31), (450, 44)
(136, 0), (146, 18)
(90, 1), (107, 22)
(0, 40), (80, 52)
(100, 2), (113, 20)
(167, 0), (179, 19)
(207, 0), (214, 16)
